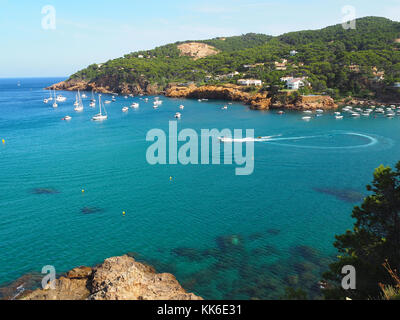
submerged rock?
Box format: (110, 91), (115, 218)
(216, 234), (244, 253)
(0, 272), (43, 300)
(30, 188), (60, 195)
(19, 255), (202, 300)
(313, 187), (364, 203)
(266, 229), (281, 236)
(171, 247), (205, 262)
(81, 207), (103, 215)
(290, 245), (320, 262)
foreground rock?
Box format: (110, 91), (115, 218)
(20, 255), (202, 300)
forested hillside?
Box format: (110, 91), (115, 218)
(67, 17), (400, 100)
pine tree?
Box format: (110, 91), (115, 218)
(323, 162), (400, 300)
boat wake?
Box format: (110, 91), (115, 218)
(261, 132), (381, 150)
(218, 135), (282, 143)
(219, 132), (389, 150)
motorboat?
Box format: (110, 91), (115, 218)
(174, 112), (182, 119)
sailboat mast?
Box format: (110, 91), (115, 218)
(98, 95), (102, 115)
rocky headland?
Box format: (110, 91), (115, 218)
(165, 84), (338, 111)
(14, 255), (202, 300)
(47, 79), (160, 95)
(47, 79), (338, 111)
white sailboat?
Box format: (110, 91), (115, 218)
(92, 95), (108, 121)
(90, 90), (95, 102)
(90, 90), (96, 107)
(74, 90), (84, 112)
(74, 91), (79, 107)
(52, 90), (58, 108)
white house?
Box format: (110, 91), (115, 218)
(237, 79), (262, 86)
(287, 79), (304, 90)
(281, 77), (306, 90)
(290, 50), (298, 56)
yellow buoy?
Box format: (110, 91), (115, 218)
(1, 139), (5, 144)
(123, 211), (126, 215)
(170, 176), (173, 181)
(81, 189), (85, 193)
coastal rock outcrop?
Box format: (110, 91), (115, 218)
(19, 255), (202, 300)
(165, 84), (272, 110)
(47, 79), (160, 95)
(293, 95), (338, 110)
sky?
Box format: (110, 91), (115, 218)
(1, 0), (400, 77)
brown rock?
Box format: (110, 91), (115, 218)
(177, 42), (219, 60)
(165, 84), (271, 109)
(294, 95), (338, 110)
(66, 266), (93, 279)
(20, 255), (202, 301)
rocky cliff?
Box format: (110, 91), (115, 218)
(166, 84), (338, 110)
(47, 78), (159, 95)
(19, 255), (202, 300)
(165, 84), (272, 110)
(288, 95), (338, 110)
(47, 79), (337, 111)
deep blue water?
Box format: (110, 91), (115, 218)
(1, 77), (400, 299)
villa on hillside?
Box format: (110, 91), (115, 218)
(281, 76), (307, 90)
(274, 59), (288, 71)
(237, 79), (263, 86)
(290, 50), (298, 56)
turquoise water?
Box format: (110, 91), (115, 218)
(1, 78), (399, 299)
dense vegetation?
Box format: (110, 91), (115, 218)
(70, 16), (400, 100)
(323, 162), (400, 300)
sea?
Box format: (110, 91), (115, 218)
(0, 77), (399, 299)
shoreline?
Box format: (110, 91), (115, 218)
(46, 80), (340, 111)
(0, 255), (202, 301)
(46, 79), (400, 110)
